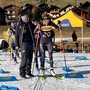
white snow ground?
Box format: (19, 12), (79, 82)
(55, 37), (90, 42)
(0, 50), (90, 90)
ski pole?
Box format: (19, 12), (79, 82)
(59, 25), (68, 76)
(32, 24), (40, 74)
(34, 31), (40, 59)
(62, 38), (70, 76)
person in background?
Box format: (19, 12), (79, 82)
(72, 31), (79, 53)
(9, 22), (20, 63)
(72, 31), (77, 42)
(15, 15), (36, 79)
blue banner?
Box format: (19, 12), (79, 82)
(61, 19), (72, 28)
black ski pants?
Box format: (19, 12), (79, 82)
(40, 39), (53, 69)
(20, 42), (33, 77)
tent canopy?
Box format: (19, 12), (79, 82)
(53, 10), (86, 28)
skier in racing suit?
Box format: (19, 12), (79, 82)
(38, 16), (60, 76)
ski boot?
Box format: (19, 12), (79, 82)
(50, 68), (56, 76)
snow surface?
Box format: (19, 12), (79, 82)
(0, 50), (90, 90)
(55, 37), (90, 42)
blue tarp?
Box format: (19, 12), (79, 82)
(0, 69), (10, 74)
(64, 73), (85, 78)
(62, 67), (73, 72)
(0, 85), (19, 90)
(75, 56), (88, 60)
(0, 76), (17, 82)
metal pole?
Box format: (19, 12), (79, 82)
(82, 26), (83, 52)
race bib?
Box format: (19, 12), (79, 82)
(42, 31), (51, 38)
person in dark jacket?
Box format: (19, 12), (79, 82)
(15, 15), (36, 79)
(72, 31), (77, 42)
(72, 31), (79, 52)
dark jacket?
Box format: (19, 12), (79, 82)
(15, 20), (36, 47)
(72, 32), (77, 41)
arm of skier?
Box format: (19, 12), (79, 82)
(35, 24), (41, 35)
(50, 21), (60, 31)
